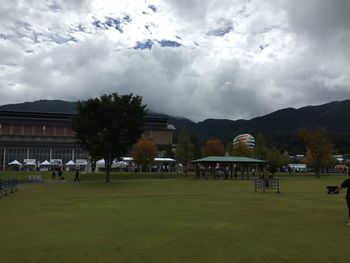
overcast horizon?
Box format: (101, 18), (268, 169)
(1, 0), (350, 122)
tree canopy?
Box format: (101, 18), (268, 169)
(71, 93), (147, 182)
(131, 137), (158, 172)
(298, 128), (335, 178)
(229, 141), (254, 157)
(202, 138), (225, 157)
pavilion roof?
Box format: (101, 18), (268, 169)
(190, 156), (266, 164)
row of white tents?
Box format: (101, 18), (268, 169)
(94, 157), (177, 172)
(8, 160), (84, 167)
(8, 158), (175, 166)
(7, 160), (89, 172)
(8, 157), (177, 172)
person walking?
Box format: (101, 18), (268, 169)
(334, 170), (350, 225)
(52, 169), (56, 180)
(74, 166), (80, 183)
(58, 168), (64, 180)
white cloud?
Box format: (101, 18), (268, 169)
(0, 0), (349, 122)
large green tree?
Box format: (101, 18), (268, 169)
(71, 93), (147, 182)
(264, 147), (290, 175)
(298, 128), (335, 178)
(176, 128), (194, 176)
(254, 133), (290, 174)
(254, 133), (269, 159)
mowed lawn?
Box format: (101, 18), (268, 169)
(0, 175), (349, 263)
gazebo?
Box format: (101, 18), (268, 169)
(190, 156), (266, 179)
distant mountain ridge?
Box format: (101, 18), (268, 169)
(1, 99), (350, 153)
(0, 100), (77, 113)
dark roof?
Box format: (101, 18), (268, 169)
(0, 110), (175, 130)
(0, 110), (71, 120)
(191, 156), (266, 164)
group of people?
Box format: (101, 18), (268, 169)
(51, 168), (64, 180)
(51, 167), (80, 182)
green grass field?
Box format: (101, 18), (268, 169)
(1, 173), (349, 263)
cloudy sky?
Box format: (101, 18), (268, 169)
(1, 0), (350, 121)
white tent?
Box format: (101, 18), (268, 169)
(8, 160), (22, 166)
(24, 159), (36, 166)
(76, 159), (88, 166)
(122, 157), (134, 161)
(65, 160), (75, 166)
(95, 159), (128, 172)
(154, 158), (176, 162)
(96, 159), (105, 165)
(40, 160), (51, 166)
(24, 161), (36, 166)
(96, 159), (127, 167)
(23, 160), (37, 171)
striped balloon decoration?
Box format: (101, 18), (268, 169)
(232, 134), (255, 149)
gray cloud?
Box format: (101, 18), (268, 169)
(0, 0), (349, 122)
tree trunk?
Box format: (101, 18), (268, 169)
(105, 159), (111, 183)
(315, 167), (320, 178)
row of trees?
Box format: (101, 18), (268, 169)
(72, 93), (337, 182)
(175, 129), (290, 176)
(175, 128), (337, 178)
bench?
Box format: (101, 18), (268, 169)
(0, 179), (18, 197)
(255, 179), (280, 193)
(28, 175), (43, 183)
(0, 179), (6, 196)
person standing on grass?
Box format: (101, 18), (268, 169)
(52, 168), (56, 180)
(334, 170), (350, 225)
(74, 166), (80, 183)
(262, 167), (271, 188)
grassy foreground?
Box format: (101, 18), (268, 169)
(0, 175), (349, 263)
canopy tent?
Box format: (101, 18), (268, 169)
(21, 159), (37, 171)
(287, 163), (307, 172)
(24, 161), (36, 166)
(65, 160), (75, 166)
(96, 159), (105, 165)
(191, 156), (266, 165)
(40, 160), (51, 166)
(76, 159), (88, 166)
(95, 159), (128, 172)
(50, 159), (62, 166)
(154, 158), (176, 162)
(122, 157), (133, 162)
(8, 160), (22, 166)
(23, 159), (36, 166)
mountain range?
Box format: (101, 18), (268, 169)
(1, 99), (350, 154)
